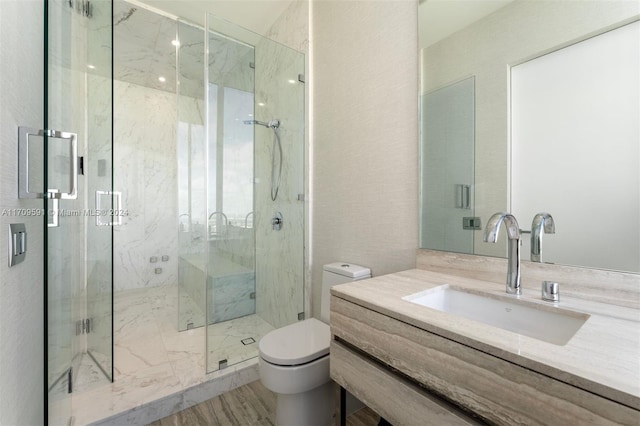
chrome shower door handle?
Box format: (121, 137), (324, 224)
(47, 189), (60, 228)
(49, 129), (78, 200)
(18, 126), (78, 200)
(95, 190), (123, 226)
(464, 185), (471, 209)
(455, 184), (471, 209)
(18, 127), (45, 199)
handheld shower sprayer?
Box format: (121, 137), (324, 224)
(243, 118), (283, 201)
(243, 119), (280, 129)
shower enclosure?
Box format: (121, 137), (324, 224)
(39, 0), (304, 422)
(177, 13), (306, 374)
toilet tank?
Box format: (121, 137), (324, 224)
(320, 262), (371, 323)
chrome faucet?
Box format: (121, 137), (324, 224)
(484, 212), (522, 295)
(530, 212), (555, 263)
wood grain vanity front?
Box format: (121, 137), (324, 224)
(329, 269), (640, 426)
(330, 340), (482, 425)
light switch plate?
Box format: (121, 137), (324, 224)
(8, 223), (27, 267)
(463, 217), (482, 230)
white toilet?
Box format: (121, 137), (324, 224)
(259, 262), (371, 426)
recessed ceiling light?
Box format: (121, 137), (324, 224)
(258, 102), (265, 107)
(171, 39), (180, 47)
(158, 76), (166, 82)
(87, 64), (96, 69)
(248, 114), (253, 117)
(288, 79), (296, 84)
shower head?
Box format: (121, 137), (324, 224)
(243, 119), (280, 129)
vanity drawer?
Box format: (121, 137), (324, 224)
(330, 339), (481, 425)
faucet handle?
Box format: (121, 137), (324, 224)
(542, 281), (560, 302)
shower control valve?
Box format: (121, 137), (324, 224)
(272, 212), (283, 231)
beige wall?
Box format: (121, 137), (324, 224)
(0, 1), (45, 424)
(311, 0), (419, 317)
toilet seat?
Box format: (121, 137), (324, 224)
(259, 318), (330, 366)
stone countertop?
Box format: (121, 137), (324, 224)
(330, 269), (640, 410)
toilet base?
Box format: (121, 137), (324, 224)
(275, 381), (335, 426)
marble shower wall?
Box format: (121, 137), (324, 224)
(113, 81), (178, 291)
(253, 1), (308, 329)
(113, 1), (309, 327)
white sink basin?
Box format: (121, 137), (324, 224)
(403, 285), (589, 345)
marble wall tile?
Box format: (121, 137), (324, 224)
(114, 1), (177, 94)
(253, 28), (306, 329)
(114, 80), (178, 291)
(264, 0), (310, 54)
(209, 272), (255, 323)
(208, 33), (255, 93)
(263, 0), (312, 319)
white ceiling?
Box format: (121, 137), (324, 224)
(419, 0), (515, 49)
(134, 0), (295, 35)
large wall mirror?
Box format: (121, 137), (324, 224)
(419, 0), (640, 274)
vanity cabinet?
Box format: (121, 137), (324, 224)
(330, 294), (640, 425)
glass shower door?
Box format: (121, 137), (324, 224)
(46, 0), (113, 424)
(204, 13), (306, 374)
(177, 20), (208, 332)
(84, 0), (114, 385)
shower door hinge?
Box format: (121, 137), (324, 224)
(78, 156), (85, 175)
(67, 367), (73, 394)
(298, 74), (305, 83)
(69, 0), (92, 18)
(298, 312), (305, 320)
(75, 318), (93, 335)
(249, 62), (255, 69)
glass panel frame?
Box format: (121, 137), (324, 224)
(46, 0), (113, 423)
(204, 13), (306, 374)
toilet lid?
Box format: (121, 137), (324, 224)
(259, 318), (330, 366)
